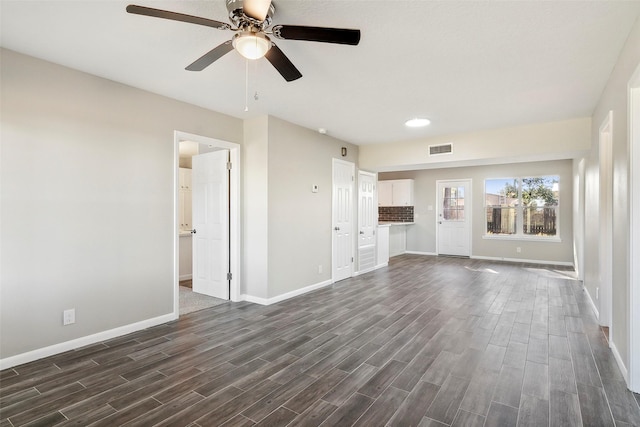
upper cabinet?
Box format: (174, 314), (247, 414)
(378, 179), (414, 206)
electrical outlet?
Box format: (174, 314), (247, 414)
(516, 247), (521, 253)
(318, 265), (323, 274)
(63, 309), (75, 326)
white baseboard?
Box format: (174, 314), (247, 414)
(0, 313), (177, 370)
(584, 286), (600, 320)
(405, 251), (438, 256)
(179, 274), (192, 281)
(610, 340), (630, 388)
(242, 279), (333, 306)
(375, 262), (389, 269)
(471, 255), (574, 267)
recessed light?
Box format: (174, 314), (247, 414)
(405, 118), (431, 128)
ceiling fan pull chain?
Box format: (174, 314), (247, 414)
(244, 58), (249, 112)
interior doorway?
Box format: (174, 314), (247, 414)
(174, 131), (241, 318)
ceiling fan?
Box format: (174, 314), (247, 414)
(126, 0), (361, 82)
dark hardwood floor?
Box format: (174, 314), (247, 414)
(2, 255), (640, 426)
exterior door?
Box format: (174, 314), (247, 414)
(437, 179), (472, 256)
(332, 159), (354, 282)
(192, 150), (229, 299)
(358, 171), (377, 272)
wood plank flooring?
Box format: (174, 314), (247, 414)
(2, 255), (640, 426)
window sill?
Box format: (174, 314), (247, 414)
(482, 234), (561, 243)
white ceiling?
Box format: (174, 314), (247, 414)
(2, 1), (640, 145)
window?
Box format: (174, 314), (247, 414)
(442, 185), (465, 221)
(485, 176), (559, 238)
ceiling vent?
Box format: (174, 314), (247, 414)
(429, 143), (453, 156)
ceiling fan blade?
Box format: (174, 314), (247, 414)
(126, 5), (231, 30)
(242, 0), (272, 21)
(264, 43), (302, 82)
(186, 41), (235, 71)
(272, 25), (360, 45)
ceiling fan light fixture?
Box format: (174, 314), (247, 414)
(405, 117), (431, 128)
(233, 31), (271, 59)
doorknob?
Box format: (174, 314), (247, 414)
(191, 229), (197, 234)
(334, 227), (340, 231)
(438, 221), (442, 225)
(359, 231), (364, 234)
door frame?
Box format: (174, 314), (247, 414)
(628, 64), (640, 392)
(174, 131), (241, 317)
(435, 179), (472, 256)
(332, 158), (355, 283)
(599, 111), (613, 330)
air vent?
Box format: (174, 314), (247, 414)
(429, 143), (453, 156)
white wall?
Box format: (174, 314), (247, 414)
(381, 160), (574, 264)
(0, 49), (242, 361)
(242, 116), (269, 300)
(583, 16), (640, 372)
(360, 118), (590, 172)
(266, 117), (358, 298)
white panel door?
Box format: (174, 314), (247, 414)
(192, 150), (229, 299)
(333, 159), (354, 282)
(437, 180), (471, 257)
(358, 171), (376, 272)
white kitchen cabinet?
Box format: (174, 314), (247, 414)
(179, 168), (192, 231)
(378, 179), (414, 206)
(376, 225), (390, 266)
(389, 225), (407, 257)
(378, 181), (393, 207)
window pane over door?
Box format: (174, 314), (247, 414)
(442, 186), (465, 221)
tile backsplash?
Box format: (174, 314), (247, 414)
(378, 206), (414, 222)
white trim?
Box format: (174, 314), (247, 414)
(482, 235), (562, 243)
(241, 279), (333, 306)
(611, 340), (629, 385)
(598, 111), (614, 330)
(0, 313), (176, 370)
(174, 132), (242, 315)
(628, 63), (640, 392)
(405, 251), (438, 256)
(374, 262), (389, 269)
(470, 255), (574, 267)
(179, 274), (192, 281)
(584, 285), (600, 319)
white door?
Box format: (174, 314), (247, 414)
(358, 171), (377, 272)
(333, 159), (354, 282)
(437, 180), (471, 257)
(192, 150), (229, 299)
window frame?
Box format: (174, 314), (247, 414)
(483, 175), (561, 242)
